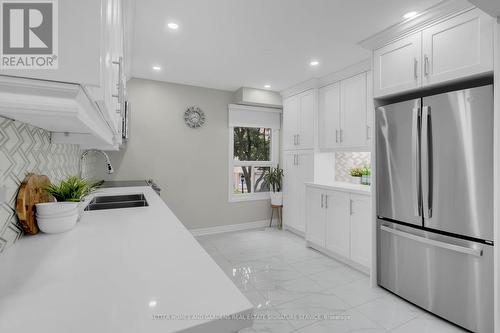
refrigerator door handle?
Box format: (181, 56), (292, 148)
(421, 106), (432, 219)
(411, 106), (421, 217)
(380, 225), (483, 257)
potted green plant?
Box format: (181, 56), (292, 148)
(361, 166), (371, 185)
(36, 176), (96, 233)
(264, 166), (284, 206)
(349, 167), (363, 184)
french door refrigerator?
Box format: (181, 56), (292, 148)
(376, 84), (494, 333)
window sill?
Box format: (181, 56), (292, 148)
(228, 193), (271, 203)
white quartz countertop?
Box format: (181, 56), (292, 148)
(0, 186), (253, 333)
(305, 181), (371, 195)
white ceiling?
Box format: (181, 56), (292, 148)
(131, 0), (443, 92)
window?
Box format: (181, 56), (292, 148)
(228, 105), (281, 202)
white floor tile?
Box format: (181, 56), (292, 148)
(308, 265), (367, 289)
(295, 309), (385, 333)
(390, 314), (468, 333)
(329, 278), (386, 307)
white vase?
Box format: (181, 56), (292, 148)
(350, 176), (362, 184)
(270, 192), (283, 206)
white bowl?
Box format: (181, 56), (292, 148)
(35, 202), (79, 216)
(37, 214), (78, 234)
(36, 208), (78, 219)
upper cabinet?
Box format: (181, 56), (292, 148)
(282, 89), (315, 150)
(372, 8), (494, 98)
(0, 0), (127, 149)
(318, 72), (371, 151)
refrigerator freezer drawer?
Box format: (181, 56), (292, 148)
(378, 220), (493, 333)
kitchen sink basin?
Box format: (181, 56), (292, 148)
(85, 194), (149, 211)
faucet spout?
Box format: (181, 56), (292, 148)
(80, 149), (114, 178)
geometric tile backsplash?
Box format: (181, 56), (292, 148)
(335, 151), (371, 182)
(0, 116), (96, 254)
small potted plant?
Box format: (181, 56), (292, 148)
(361, 166), (371, 185)
(349, 167), (363, 184)
(264, 166), (284, 206)
(36, 176), (96, 233)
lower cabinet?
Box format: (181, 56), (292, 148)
(283, 150), (314, 234)
(306, 185), (372, 270)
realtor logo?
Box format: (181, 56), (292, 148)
(1, 0), (58, 69)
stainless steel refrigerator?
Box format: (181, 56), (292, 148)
(376, 84), (494, 333)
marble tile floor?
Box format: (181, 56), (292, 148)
(196, 228), (468, 333)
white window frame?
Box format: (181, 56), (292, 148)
(228, 126), (280, 202)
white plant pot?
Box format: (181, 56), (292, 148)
(270, 192), (283, 206)
(35, 202), (79, 234)
(350, 176), (362, 184)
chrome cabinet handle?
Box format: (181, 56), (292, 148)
(112, 56), (124, 115)
(366, 125), (371, 141)
(340, 129), (343, 143)
(325, 195), (328, 209)
(335, 130), (339, 143)
(380, 225), (483, 257)
(297, 134), (300, 146)
(321, 194), (324, 208)
(421, 106), (432, 219)
(411, 106), (422, 217)
(413, 58), (418, 80)
(424, 55), (429, 76)
(296, 154), (299, 166)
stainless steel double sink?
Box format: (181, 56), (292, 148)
(84, 194), (149, 211)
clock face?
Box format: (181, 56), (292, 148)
(184, 107), (206, 128)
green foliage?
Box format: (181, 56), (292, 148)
(264, 166), (284, 192)
(361, 166), (371, 176)
(349, 167), (363, 177)
(45, 176), (96, 202)
(234, 127), (271, 192)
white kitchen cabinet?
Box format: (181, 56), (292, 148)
(0, 0), (127, 149)
(283, 150), (314, 233)
(318, 83), (341, 149)
(305, 187), (326, 247)
(318, 72), (370, 151)
(282, 96), (299, 150)
(373, 33), (422, 98)
(305, 184), (372, 271)
(282, 89), (315, 151)
(325, 190), (351, 258)
(373, 8), (494, 98)
(422, 8), (493, 86)
(349, 194), (372, 268)
(340, 73), (368, 148)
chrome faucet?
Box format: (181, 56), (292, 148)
(80, 149), (114, 178)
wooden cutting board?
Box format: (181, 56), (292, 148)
(16, 173), (54, 235)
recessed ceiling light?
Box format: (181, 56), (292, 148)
(403, 11), (418, 19)
(310, 60), (320, 67)
(264, 84), (271, 89)
(152, 66), (161, 71)
(167, 22), (179, 30)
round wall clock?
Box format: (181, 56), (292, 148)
(184, 106), (206, 128)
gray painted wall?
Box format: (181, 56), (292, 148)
(99, 78), (271, 230)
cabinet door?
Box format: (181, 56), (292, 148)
(282, 96), (299, 151)
(305, 187), (326, 247)
(349, 194), (372, 268)
(283, 151), (299, 231)
(366, 71), (374, 146)
(318, 83), (341, 150)
(422, 9), (493, 86)
(297, 90), (315, 149)
(340, 73), (367, 148)
(373, 33), (422, 97)
(325, 190), (350, 257)
(295, 150), (315, 233)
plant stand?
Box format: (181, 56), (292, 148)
(269, 204), (283, 229)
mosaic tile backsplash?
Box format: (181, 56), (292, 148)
(0, 116), (96, 253)
(335, 152), (371, 182)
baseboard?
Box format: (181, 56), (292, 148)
(283, 224), (305, 238)
(190, 220), (269, 237)
(306, 241), (370, 276)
